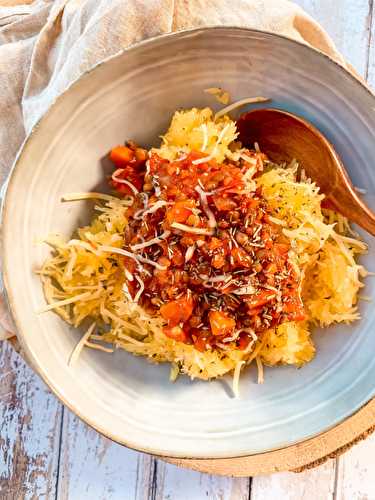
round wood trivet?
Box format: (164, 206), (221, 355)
(163, 400), (375, 476)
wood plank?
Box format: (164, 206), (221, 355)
(366, 0), (375, 86)
(335, 433), (375, 500)
(57, 411), (250, 500)
(295, 0), (371, 77)
(154, 460), (250, 500)
(0, 341), (62, 500)
(251, 460), (336, 500)
(56, 410), (155, 500)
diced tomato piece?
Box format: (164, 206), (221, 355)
(282, 293), (306, 322)
(247, 290), (276, 310)
(193, 335), (210, 352)
(171, 246), (184, 266)
(166, 200), (195, 224)
(213, 196), (237, 211)
(110, 146), (134, 167)
(160, 296), (194, 326)
(163, 326), (188, 342)
(149, 152), (169, 174)
(111, 166), (144, 195)
(209, 310), (236, 336)
(264, 240), (273, 250)
(122, 257), (136, 273)
(212, 253), (225, 269)
(231, 247), (252, 267)
(247, 198), (260, 209)
(283, 296), (302, 312)
(238, 333), (252, 350)
(158, 256), (171, 268)
(113, 183), (131, 195)
(247, 307), (263, 317)
(153, 269), (170, 285)
(208, 237), (223, 251)
(190, 151), (206, 162)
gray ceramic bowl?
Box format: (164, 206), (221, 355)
(2, 27), (375, 459)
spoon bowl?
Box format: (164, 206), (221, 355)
(237, 108), (375, 236)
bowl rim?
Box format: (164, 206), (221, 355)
(2, 25), (375, 460)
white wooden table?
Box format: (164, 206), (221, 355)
(1, 1), (375, 498)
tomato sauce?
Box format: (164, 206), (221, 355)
(109, 140), (305, 352)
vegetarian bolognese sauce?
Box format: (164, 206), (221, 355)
(110, 142), (305, 353)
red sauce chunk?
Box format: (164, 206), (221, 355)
(109, 141), (305, 352)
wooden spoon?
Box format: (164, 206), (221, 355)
(236, 108), (375, 236)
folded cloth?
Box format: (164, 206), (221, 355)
(0, 0), (345, 340)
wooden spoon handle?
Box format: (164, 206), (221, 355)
(325, 144), (375, 235)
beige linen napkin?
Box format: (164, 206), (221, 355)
(0, 0), (345, 340)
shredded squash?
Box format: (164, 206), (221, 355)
(154, 107), (238, 163)
(38, 105), (369, 390)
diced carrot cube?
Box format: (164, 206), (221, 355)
(166, 200), (195, 224)
(212, 254), (225, 269)
(208, 310), (235, 336)
(231, 247), (252, 267)
(109, 146), (134, 167)
(160, 296), (194, 326)
(163, 326), (188, 342)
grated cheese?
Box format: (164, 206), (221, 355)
(169, 362), (180, 382)
(232, 361), (245, 398)
(85, 341), (114, 353)
(185, 245), (195, 263)
(98, 244), (166, 270)
(268, 216), (287, 227)
(124, 269), (134, 281)
(200, 123), (209, 152)
(199, 274), (229, 283)
(130, 230), (171, 251)
(240, 153), (257, 166)
(134, 200), (168, 219)
(255, 357), (264, 384)
(359, 295), (372, 302)
(112, 169), (139, 195)
(195, 185), (217, 228)
(37, 291), (93, 313)
(67, 239), (101, 255)
(68, 322), (96, 366)
(171, 222), (213, 235)
(134, 275), (145, 303)
(62, 192), (126, 203)
(215, 96), (269, 119)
